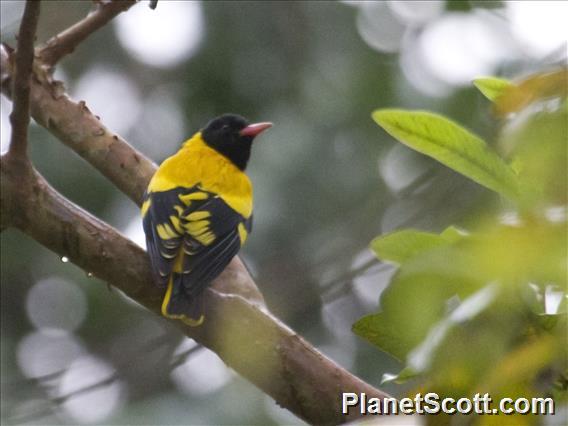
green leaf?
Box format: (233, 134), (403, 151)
(440, 225), (468, 242)
(494, 69), (568, 116)
(407, 284), (498, 372)
(353, 313), (412, 360)
(473, 77), (513, 102)
(509, 156), (524, 175)
(381, 367), (419, 385)
(372, 109), (520, 200)
(370, 227), (466, 264)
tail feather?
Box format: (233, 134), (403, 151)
(161, 274), (204, 327)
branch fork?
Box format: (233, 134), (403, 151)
(1, 1), (392, 423)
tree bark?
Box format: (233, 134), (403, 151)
(0, 2), (393, 424)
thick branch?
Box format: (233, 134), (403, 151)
(0, 3), (394, 422)
(0, 158), (390, 424)
(1, 45), (154, 205)
(37, 0), (136, 68)
(7, 0), (41, 160)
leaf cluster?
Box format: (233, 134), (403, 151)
(354, 70), (567, 422)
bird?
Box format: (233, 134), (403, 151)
(141, 114), (272, 326)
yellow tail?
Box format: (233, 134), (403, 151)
(161, 276), (204, 327)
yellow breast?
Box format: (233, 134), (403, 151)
(148, 133), (253, 218)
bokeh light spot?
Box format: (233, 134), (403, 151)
(1, 97), (11, 154)
(115, 1), (204, 68)
(26, 277), (87, 334)
(419, 13), (504, 85)
(130, 87), (186, 160)
(58, 355), (126, 424)
(123, 215), (146, 249)
(356, 2), (406, 53)
(73, 67), (142, 136)
(379, 144), (433, 193)
(388, 0), (444, 25)
(17, 331), (84, 378)
(507, 1), (568, 57)
(171, 340), (233, 396)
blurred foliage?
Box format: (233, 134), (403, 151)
(355, 70), (567, 423)
(473, 77), (514, 103)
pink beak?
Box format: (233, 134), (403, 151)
(239, 122), (273, 138)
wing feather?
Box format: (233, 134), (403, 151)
(143, 185), (248, 299)
(180, 229), (241, 297)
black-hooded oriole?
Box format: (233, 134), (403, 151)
(142, 114), (272, 326)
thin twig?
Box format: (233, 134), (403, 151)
(170, 345), (203, 369)
(1, 369), (65, 392)
(322, 263), (392, 304)
(53, 373), (119, 405)
(7, 0), (41, 160)
(37, 0), (136, 68)
(5, 344), (204, 425)
(319, 258), (380, 291)
(4, 374), (119, 425)
(4, 401), (55, 425)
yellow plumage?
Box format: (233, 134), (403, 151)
(141, 114), (271, 326)
(148, 133), (253, 218)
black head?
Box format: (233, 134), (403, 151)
(201, 114), (272, 170)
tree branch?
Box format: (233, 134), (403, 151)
(0, 45), (262, 300)
(0, 157), (390, 424)
(0, 3), (394, 423)
(7, 0), (41, 160)
(1, 46), (155, 206)
(37, 0), (136, 69)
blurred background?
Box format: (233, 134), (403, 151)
(1, 1), (566, 424)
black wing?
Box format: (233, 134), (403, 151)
(142, 187), (186, 288)
(143, 185), (247, 298)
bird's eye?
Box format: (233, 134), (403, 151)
(221, 124), (229, 131)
